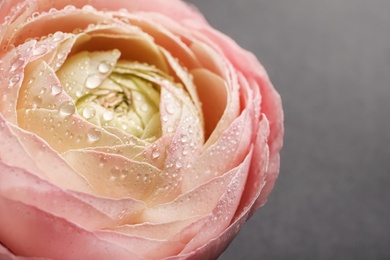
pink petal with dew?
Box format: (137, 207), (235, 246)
(95, 231), (185, 259)
(178, 151), (252, 255)
(0, 114), (91, 193)
(17, 60), (73, 111)
(32, 0), (207, 25)
(10, 8), (112, 47)
(62, 150), (165, 203)
(109, 216), (200, 240)
(170, 118), (271, 260)
(142, 164), (239, 224)
(17, 109), (122, 153)
(146, 106), (203, 206)
(69, 191), (146, 226)
(43, 34), (78, 71)
(0, 0), (34, 50)
(161, 48), (204, 130)
(0, 40), (35, 124)
(132, 133), (174, 170)
(103, 126), (148, 147)
(181, 106), (254, 192)
(0, 163), (142, 230)
(0, 195), (143, 259)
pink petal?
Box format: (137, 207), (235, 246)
(181, 106), (254, 192)
(142, 167), (238, 223)
(17, 60), (73, 111)
(109, 216), (200, 240)
(0, 40), (35, 124)
(0, 196), (142, 259)
(95, 231), (185, 259)
(191, 68), (227, 139)
(62, 150), (165, 202)
(0, 162), (142, 230)
(1, 113), (91, 193)
(179, 151), (251, 255)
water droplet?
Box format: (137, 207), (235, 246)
(64, 5), (76, 11)
(85, 74), (101, 89)
(9, 75), (20, 86)
(162, 115), (168, 122)
(167, 126), (174, 133)
(180, 134), (188, 143)
(152, 149), (160, 159)
(103, 111), (114, 121)
(57, 51), (65, 60)
(51, 84), (62, 95)
(59, 101), (75, 116)
(52, 31), (64, 42)
(32, 96), (42, 109)
(10, 57), (24, 72)
(98, 61), (111, 74)
(87, 127), (101, 142)
(82, 5), (96, 12)
(33, 45), (47, 57)
(75, 90), (83, 97)
(121, 123), (128, 130)
(182, 148), (189, 155)
(175, 161), (182, 169)
(165, 103), (175, 114)
(82, 106), (96, 119)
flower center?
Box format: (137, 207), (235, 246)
(57, 50), (174, 142)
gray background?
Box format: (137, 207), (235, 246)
(185, 0), (390, 259)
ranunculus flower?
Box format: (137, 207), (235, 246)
(0, 0), (283, 259)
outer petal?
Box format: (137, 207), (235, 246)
(0, 196), (144, 259)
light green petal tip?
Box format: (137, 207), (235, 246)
(57, 50), (176, 142)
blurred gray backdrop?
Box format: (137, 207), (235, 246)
(184, 0), (390, 259)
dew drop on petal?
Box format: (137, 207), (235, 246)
(51, 84), (62, 95)
(83, 106), (96, 119)
(180, 134), (188, 143)
(85, 74), (101, 89)
(10, 57), (24, 72)
(88, 127), (101, 142)
(52, 31), (64, 42)
(75, 90), (83, 97)
(59, 101), (75, 116)
(98, 61), (111, 74)
(33, 46), (48, 56)
(182, 148), (189, 156)
(165, 103), (175, 114)
(9, 75), (20, 86)
(152, 149), (160, 159)
(32, 96), (42, 109)
(175, 161), (182, 169)
(103, 111), (114, 121)
(121, 123), (128, 130)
